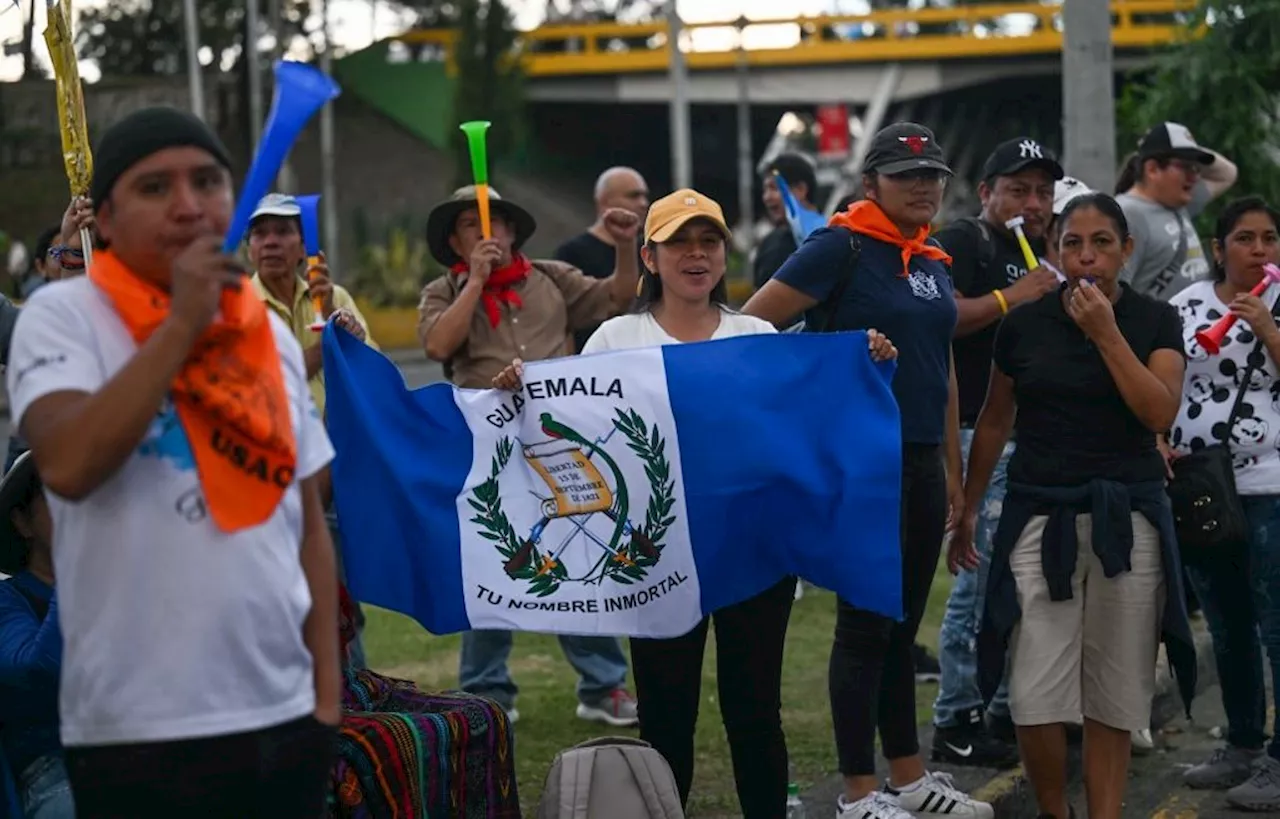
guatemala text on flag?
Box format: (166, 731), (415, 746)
(322, 325), (904, 639)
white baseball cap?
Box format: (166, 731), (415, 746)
(1052, 176), (1094, 216)
(250, 192), (301, 221)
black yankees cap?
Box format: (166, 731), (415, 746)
(981, 137), (1065, 182)
(864, 122), (953, 177)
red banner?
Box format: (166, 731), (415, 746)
(816, 105), (850, 157)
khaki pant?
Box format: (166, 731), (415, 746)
(1008, 513), (1165, 732)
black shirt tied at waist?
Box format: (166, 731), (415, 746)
(976, 479), (1197, 718)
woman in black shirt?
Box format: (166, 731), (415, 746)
(956, 193), (1195, 819)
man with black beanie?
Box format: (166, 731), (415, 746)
(6, 106), (340, 817)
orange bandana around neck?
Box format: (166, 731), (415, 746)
(829, 200), (952, 276)
(89, 250), (298, 533)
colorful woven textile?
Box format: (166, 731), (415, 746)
(329, 584), (521, 818)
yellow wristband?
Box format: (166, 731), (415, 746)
(993, 289), (1009, 315)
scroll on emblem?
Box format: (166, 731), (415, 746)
(522, 440), (614, 519)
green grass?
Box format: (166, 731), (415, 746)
(362, 561), (955, 818)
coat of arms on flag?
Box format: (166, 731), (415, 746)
(472, 408), (675, 598)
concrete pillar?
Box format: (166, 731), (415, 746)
(1063, 0), (1116, 192)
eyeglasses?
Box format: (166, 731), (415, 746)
(50, 245), (85, 270)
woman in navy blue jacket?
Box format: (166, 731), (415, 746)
(0, 452), (72, 819)
(744, 123), (986, 819)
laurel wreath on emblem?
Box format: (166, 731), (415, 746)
(467, 408), (676, 597)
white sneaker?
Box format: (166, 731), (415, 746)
(1131, 728), (1154, 754)
(836, 791), (914, 818)
(889, 771), (994, 818)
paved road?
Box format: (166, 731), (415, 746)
(1110, 679), (1271, 819)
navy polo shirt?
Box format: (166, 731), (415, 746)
(774, 226), (958, 445)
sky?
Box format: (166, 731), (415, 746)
(0, 0), (851, 83)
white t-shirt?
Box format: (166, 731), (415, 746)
(1169, 279), (1280, 495)
(580, 309), (777, 353)
(6, 276), (334, 747)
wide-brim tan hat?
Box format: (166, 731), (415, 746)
(425, 185), (537, 267)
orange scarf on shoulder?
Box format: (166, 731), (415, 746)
(829, 200), (952, 276)
(90, 250), (297, 533)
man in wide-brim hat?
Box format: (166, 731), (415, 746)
(417, 183), (645, 729)
(419, 184), (641, 387)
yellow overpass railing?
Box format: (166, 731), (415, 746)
(395, 0), (1195, 78)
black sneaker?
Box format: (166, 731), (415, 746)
(985, 710), (1015, 744)
(932, 707), (1020, 768)
(913, 643), (941, 683)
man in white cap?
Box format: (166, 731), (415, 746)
(247, 192), (378, 669)
(247, 192), (375, 415)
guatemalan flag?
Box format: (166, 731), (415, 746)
(323, 325), (904, 639)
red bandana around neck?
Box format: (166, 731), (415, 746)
(450, 253), (534, 327)
(829, 200), (952, 277)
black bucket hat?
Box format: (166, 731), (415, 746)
(425, 185), (538, 267)
(0, 452), (40, 576)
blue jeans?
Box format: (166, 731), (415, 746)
(1186, 495), (1280, 759)
(933, 429), (1013, 727)
(20, 754), (74, 819)
(328, 510), (367, 671)
(459, 630), (629, 709)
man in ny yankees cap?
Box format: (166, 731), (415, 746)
(928, 136), (1066, 769)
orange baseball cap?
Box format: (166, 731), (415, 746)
(644, 188), (732, 244)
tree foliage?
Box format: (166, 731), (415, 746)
(76, 0), (314, 78)
(1119, 0), (1280, 227)
(449, 0), (524, 188)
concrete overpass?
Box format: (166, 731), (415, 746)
(332, 0), (1192, 226)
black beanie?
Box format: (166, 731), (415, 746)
(90, 107), (233, 209)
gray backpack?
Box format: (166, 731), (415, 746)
(536, 737), (685, 819)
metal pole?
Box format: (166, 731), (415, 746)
(1063, 0), (1115, 192)
(246, 0), (264, 148)
(319, 0), (340, 278)
(734, 17), (753, 260)
(666, 0), (691, 190)
(182, 0), (205, 118)
(268, 0), (296, 191)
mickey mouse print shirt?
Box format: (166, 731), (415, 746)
(1169, 279), (1280, 494)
